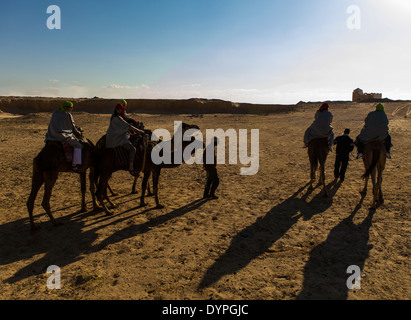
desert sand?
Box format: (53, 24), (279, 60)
(0, 98), (409, 300)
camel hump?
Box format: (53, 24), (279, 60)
(36, 142), (67, 170)
(364, 139), (386, 152)
(308, 137), (329, 148)
(96, 135), (107, 149)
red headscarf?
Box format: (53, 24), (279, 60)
(319, 102), (330, 111)
(115, 103), (125, 117)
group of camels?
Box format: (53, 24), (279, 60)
(26, 122), (386, 231)
(307, 137), (386, 209)
(26, 122), (199, 231)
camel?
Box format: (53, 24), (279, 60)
(26, 137), (100, 231)
(307, 137), (330, 196)
(94, 123), (200, 215)
(360, 140), (386, 209)
(95, 134), (152, 197)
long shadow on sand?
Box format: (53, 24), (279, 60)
(296, 194), (374, 299)
(1, 198), (208, 284)
(89, 197), (209, 253)
(198, 180), (342, 289)
(1, 209), (98, 284)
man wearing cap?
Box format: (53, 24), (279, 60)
(355, 103), (392, 159)
(303, 102), (335, 150)
(45, 101), (83, 172)
(333, 129), (354, 182)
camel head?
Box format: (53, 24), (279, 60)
(181, 123), (200, 132)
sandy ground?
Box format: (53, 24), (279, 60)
(0, 101), (409, 300)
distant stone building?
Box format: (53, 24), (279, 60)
(352, 88), (382, 102)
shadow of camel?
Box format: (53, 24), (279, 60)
(297, 194), (374, 300)
(198, 180), (342, 289)
(1, 198), (208, 284)
(90, 198), (209, 253)
(1, 209), (99, 284)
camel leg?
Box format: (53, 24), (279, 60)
(361, 176), (368, 195)
(41, 172), (63, 227)
(89, 168), (102, 211)
(376, 173), (384, 205)
(147, 182), (153, 196)
(131, 175), (139, 194)
(96, 175), (113, 216)
(370, 170), (377, 210)
(139, 172), (150, 207)
(107, 183), (118, 196)
(320, 163), (328, 197)
(309, 163), (316, 190)
(27, 165), (44, 231)
(152, 168), (164, 209)
(104, 184), (117, 209)
(377, 156), (385, 205)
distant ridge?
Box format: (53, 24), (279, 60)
(0, 96), (409, 115)
(0, 96), (298, 115)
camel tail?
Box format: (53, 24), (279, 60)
(92, 148), (102, 184)
(361, 148), (380, 180)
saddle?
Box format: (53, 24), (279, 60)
(45, 140), (74, 162)
(113, 137), (146, 168)
(45, 140), (87, 162)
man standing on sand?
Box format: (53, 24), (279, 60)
(333, 128), (354, 182)
(203, 137), (220, 199)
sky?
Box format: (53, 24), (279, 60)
(0, 0), (410, 104)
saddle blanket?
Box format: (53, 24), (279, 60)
(114, 146), (129, 167)
(114, 142), (144, 168)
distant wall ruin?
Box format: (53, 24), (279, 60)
(352, 88), (382, 102)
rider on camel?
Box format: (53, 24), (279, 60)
(355, 103), (392, 159)
(45, 100), (83, 172)
(106, 101), (145, 176)
(303, 102), (335, 151)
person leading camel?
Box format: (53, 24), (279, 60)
(333, 128), (354, 182)
(355, 103), (392, 159)
(44, 100), (83, 172)
(303, 102), (335, 151)
(203, 137), (220, 199)
(106, 103), (145, 176)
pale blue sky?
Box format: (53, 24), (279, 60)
(1, 0), (410, 103)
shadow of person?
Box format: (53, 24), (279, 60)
(302, 179), (342, 221)
(296, 194), (374, 300)
(198, 182), (339, 290)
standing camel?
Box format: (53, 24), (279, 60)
(360, 141), (386, 209)
(95, 123), (199, 215)
(26, 138), (100, 231)
(95, 133), (152, 196)
(308, 137), (330, 196)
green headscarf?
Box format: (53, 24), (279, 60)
(376, 103), (385, 113)
(60, 101), (74, 113)
(118, 99), (127, 107)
